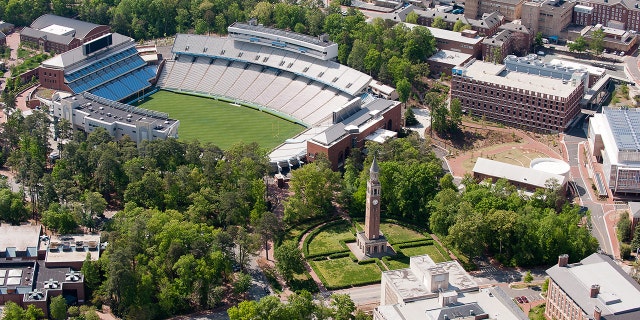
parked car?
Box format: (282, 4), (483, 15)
(521, 296), (529, 303)
(537, 51), (545, 56)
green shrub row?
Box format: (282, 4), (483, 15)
(311, 256), (328, 261)
(357, 258), (376, 265)
(328, 252), (350, 259)
(289, 271), (319, 293)
(431, 239), (450, 260)
(375, 258), (388, 271)
(397, 240), (433, 249)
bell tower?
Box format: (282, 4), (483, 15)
(365, 156), (381, 240)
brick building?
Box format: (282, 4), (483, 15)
(307, 99), (402, 171)
(483, 29), (514, 62)
(568, 24), (638, 53)
(451, 59), (584, 132)
(545, 253), (640, 320)
(465, 0), (526, 21)
(20, 14), (110, 53)
(574, 0), (640, 32)
(521, 0), (575, 38)
(414, 9), (505, 36)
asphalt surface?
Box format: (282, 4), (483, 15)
(564, 118), (614, 256)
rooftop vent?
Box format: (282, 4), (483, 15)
(65, 270), (81, 282)
(44, 279), (60, 289)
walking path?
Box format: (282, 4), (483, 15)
(297, 221), (331, 296)
(445, 122), (563, 178)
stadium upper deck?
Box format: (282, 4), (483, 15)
(39, 33), (156, 102)
(228, 21), (338, 61)
(170, 34), (371, 97)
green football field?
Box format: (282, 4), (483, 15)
(134, 90), (306, 150)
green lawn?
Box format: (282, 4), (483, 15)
(401, 245), (450, 262)
(307, 221), (354, 256)
(355, 221), (427, 245)
(311, 257), (382, 289)
(135, 90), (305, 150)
(384, 257), (410, 270)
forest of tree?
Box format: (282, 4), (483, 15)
(430, 176), (599, 266)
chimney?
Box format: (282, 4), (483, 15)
(558, 254), (569, 267)
(594, 306), (602, 320)
(590, 284), (600, 298)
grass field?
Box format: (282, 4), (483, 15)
(401, 245), (449, 262)
(311, 257), (382, 289)
(307, 221), (354, 256)
(355, 221), (427, 245)
(135, 90), (306, 150)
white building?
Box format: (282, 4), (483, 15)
(588, 107), (640, 196)
(49, 91), (179, 144)
(375, 254), (528, 320)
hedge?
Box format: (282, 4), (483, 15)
(357, 258), (376, 265)
(302, 219), (346, 258)
(329, 252), (350, 259)
(375, 258), (388, 271)
(397, 240), (433, 249)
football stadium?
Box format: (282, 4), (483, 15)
(38, 16), (401, 171)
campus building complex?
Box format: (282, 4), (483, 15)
(451, 59), (584, 132)
(20, 14), (110, 53)
(568, 24), (638, 53)
(588, 107), (640, 196)
(473, 157), (568, 193)
(545, 253), (640, 320)
(414, 9), (505, 36)
(375, 254), (528, 320)
(574, 0), (640, 32)
(0, 225), (100, 315)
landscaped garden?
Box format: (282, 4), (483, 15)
(304, 219), (454, 290)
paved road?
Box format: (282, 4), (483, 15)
(333, 284), (381, 310)
(563, 119), (614, 256)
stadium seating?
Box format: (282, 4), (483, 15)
(239, 68), (278, 102)
(225, 64), (262, 98)
(210, 61), (246, 96)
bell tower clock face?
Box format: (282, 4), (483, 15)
(372, 199), (378, 205)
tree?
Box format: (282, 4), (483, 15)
(255, 211), (282, 261)
(453, 20), (470, 32)
(590, 28), (605, 56)
(631, 225), (640, 252)
(431, 16), (447, 29)
(534, 32), (544, 49)
(274, 240), (305, 280)
(568, 36), (588, 54)
(228, 300), (258, 320)
(81, 191), (107, 231)
(405, 107), (418, 126)
(233, 272), (253, 295)
(284, 159), (340, 223)
(524, 271), (533, 283)
(406, 11), (419, 24)
(396, 77), (411, 109)
(2, 301), (44, 320)
(617, 212), (632, 243)
(332, 293), (356, 320)
(50, 295), (68, 320)
(449, 98), (463, 132)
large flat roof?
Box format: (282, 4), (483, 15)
(382, 255), (478, 303)
(46, 234), (100, 263)
(0, 225), (41, 252)
(376, 287), (528, 320)
(546, 253), (640, 317)
(404, 23), (483, 45)
(460, 60), (581, 98)
(428, 50), (472, 66)
(603, 107), (640, 152)
(473, 157), (565, 188)
(31, 14), (104, 40)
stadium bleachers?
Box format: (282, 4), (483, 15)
(65, 47), (139, 82)
(89, 65), (155, 101)
(158, 35), (380, 125)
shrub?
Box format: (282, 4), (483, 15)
(621, 243), (632, 260)
(357, 258), (376, 265)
